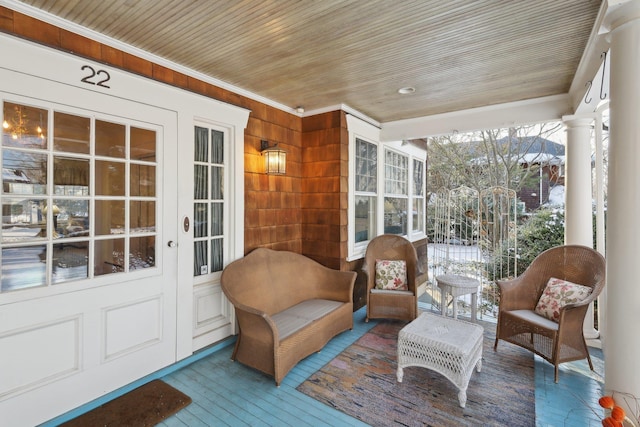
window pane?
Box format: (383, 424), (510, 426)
(129, 236), (155, 270)
(1, 198), (47, 242)
(2, 149), (47, 194)
(95, 160), (125, 196)
(53, 199), (89, 238)
(413, 159), (424, 196)
(194, 203), (208, 238)
(95, 120), (125, 158)
(94, 238), (125, 276)
(2, 102), (47, 149)
(385, 150), (408, 195)
(413, 197), (424, 232)
(355, 195), (376, 243)
(1, 245), (46, 291)
(384, 197), (407, 235)
(356, 138), (376, 193)
(130, 201), (155, 232)
(130, 127), (156, 161)
(130, 164), (155, 197)
(95, 200), (125, 235)
(53, 112), (89, 154)
(52, 241), (88, 284)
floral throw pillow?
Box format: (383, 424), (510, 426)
(375, 259), (407, 291)
(534, 277), (593, 322)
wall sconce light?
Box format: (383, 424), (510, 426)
(261, 140), (286, 175)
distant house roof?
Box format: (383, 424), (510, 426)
(2, 168), (30, 183)
(469, 136), (565, 166)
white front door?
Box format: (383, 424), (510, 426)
(0, 67), (178, 425)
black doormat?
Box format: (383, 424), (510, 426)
(60, 379), (191, 427)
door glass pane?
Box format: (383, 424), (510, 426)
(130, 127), (156, 161)
(95, 160), (125, 196)
(2, 149), (47, 194)
(95, 120), (125, 158)
(1, 245), (46, 291)
(195, 127), (208, 162)
(130, 236), (155, 270)
(130, 164), (155, 197)
(130, 201), (155, 232)
(54, 199), (89, 238)
(1, 198), (47, 242)
(53, 112), (89, 154)
(54, 157), (89, 192)
(211, 130), (223, 163)
(95, 200), (125, 235)
(194, 203), (207, 238)
(2, 102), (47, 149)
(211, 202), (222, 236)
(211, 167), (223, 199)
(194, 165), (207, 199)
(194, 240), (207, 276)
(210, 238), (223, 273)
(94, 238), (125, 276)
(52, 241), (88, 284)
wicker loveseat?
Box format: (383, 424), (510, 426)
(220, 247), (356, 385)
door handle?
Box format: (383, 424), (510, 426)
(167, 241), (177, 248)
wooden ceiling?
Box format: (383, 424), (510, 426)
(13, 0), (602, 124)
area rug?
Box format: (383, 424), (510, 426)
(297, 319), (535, 427)
(60, 379), (191, 427)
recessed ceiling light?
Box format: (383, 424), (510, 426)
(398, 87), (416, 94)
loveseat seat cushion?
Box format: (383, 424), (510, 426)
(272, 299), (344, 340)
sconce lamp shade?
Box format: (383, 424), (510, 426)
(261, 140), (286, 175)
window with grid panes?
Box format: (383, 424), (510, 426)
(412, 158), (425, 232)
(384, 149), (408, 236)
(354, 137), (377, 243)
(1, 100), (158, 292)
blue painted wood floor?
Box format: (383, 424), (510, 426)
(154, 306), (605, 427)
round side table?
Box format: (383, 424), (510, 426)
(436, 274), (480, 321)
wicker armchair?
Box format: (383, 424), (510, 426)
(494, 245), (606, 382)
(363, 234), (419, 322)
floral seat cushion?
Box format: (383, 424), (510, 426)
(375, 259), (407, 291)
(534, 277), (593, 322)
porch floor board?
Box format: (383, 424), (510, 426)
(157, 306), (604, 426)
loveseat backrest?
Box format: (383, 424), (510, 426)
(221, 248), (333, 315)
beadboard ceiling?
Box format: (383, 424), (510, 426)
(11, 0), (603, 124)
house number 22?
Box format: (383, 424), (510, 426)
(80, 65), (111, 88)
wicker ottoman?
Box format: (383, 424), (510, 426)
(397, 312), (483, 408)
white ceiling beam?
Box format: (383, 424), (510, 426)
(380, 94), (571, 141)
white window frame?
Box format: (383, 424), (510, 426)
(347, 115), (427, 261)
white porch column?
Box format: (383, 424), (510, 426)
(604, 0), (640, 409)
(562, 116), (595, 247)
(562, 116), (598, 339)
